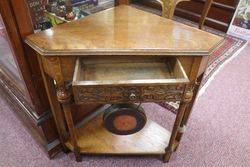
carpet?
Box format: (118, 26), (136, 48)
(0, 15), (5, 39)
(160, 36), (247, 113)
(0, 43), (250, 167)
(131, 3), (248, 113)
(0, 6), (249, 167)
(0, 27), (5, 40)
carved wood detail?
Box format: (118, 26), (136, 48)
(162, 0), (175, 19)
(73, 85), (185, 104)
(60, 57), (77, 82)
(42, 56), (64, 85)
(23, 5), (223, 162)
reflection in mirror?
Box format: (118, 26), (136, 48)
(0, 14), (31, 102)
(26, 0), (114, 31)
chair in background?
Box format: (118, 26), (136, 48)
(199, 0), (213, 29)
(156, 0), (189, 19)
(156, 0), (213, 29)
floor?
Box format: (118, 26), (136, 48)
(0, 4), (250, 167)
(0, 37), (249, 166)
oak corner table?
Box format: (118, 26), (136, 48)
(25, 5), (224, 163)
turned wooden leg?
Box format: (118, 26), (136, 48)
(174, 74), (203, 151)
(163, 89), (193, 163)
(57, 86), (82, 162)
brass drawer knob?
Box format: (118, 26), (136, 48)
(129, 93), (136, 100)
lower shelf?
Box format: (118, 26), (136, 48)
(65, 115), (171, 154)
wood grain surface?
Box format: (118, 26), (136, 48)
(65, 115), (171, 154)
(74, 57), (189, 85)
(25, 5), (223, 56)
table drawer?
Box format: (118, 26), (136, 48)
(73, 85), (186, 104)
(73, 57), (189, 104)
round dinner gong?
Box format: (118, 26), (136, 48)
(103, 104), (147, 135)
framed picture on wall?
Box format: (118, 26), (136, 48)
(227, 0), (250, 41)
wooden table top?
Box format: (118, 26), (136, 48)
(25, 5), (224, 56)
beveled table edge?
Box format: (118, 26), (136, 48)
(25, 37), (225, 57)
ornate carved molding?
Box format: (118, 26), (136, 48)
(161, 0), (175, 19)
(42, 56), (64, 85)
(73, 85), (185, 104)
(57, 86), (72, 104)
(155, 0), (191, 19)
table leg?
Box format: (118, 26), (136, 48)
(174, 74), (203, 151)
(163, 89), (193, 163)
(37, 56), (68, 152)
(57, 86), (82, 162)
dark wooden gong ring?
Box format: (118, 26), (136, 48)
(103, 103), (147, 135)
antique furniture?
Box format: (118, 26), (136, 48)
(125, 0), (219, 30)
(156, 0), (189, 19)
(121, 0), (190, 19)
(199, 0), (213, 29)
(135, 0), (237, 32)
(0, 0), (61, 157)
(25, 5), (223, 162)
(0, 0), (126, 157)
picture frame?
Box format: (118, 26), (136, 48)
(227, 0), (250, 41)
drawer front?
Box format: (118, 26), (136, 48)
(73, 85), (185, 104)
